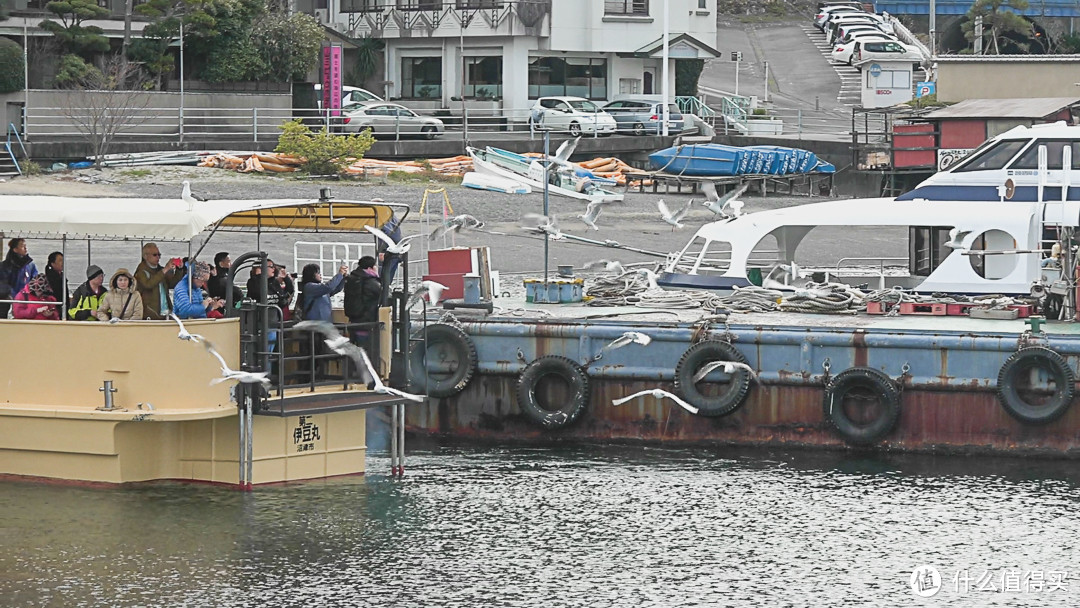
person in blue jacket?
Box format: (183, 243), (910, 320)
(173, 261), (224, 319)
(296, 262), (346, 321)
(1, 238), (38, 319)
(296, 262), (347, 381)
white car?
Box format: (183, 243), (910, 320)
(340, 102), (444, 139)
(831, 34), (895, 65)
(825, 14), (892, 43)
(529, 96), (617, 137)
(852, 40), (924, 68)
(814, 5), (862, 30)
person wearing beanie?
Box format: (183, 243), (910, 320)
(68, 264), (107, 321)
(172, 260), (223, 319)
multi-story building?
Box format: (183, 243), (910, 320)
(316, 0), (719, 112)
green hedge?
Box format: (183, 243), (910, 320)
(0, 38), (24, 93)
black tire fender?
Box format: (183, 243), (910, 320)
(516, 355), (589, 430)
(823, 367), (901, 446)
(407, 324), (477, 398)
(996, 346), (1076, 425)
(673, 340), (753, 417)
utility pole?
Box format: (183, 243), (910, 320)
(661, 0), (670, 136)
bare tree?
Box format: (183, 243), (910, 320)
(60, 57), (154, 165)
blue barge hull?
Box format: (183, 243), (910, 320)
(407, 313), (1080, 456)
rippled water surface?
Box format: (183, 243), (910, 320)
(3, 444), (1080, 607)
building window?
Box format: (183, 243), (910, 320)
(698, 0), (707, 8)
(341, 0), (385, 12)
(865, 69), (910, 90)
(464, 56), (502, 99)
(456, 0), (502, 8)
(604, 0), (648, 16)
(619, 78), (640, 95)
(402, 57), (442, 98)
(398, 0), (442, 10)
(528, 57), (607, 100)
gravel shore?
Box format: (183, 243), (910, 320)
(0, 166), (903, 293)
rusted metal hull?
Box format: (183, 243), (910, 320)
(405, 317), (1080, 457)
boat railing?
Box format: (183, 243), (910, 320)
(828, 257), (908, 288)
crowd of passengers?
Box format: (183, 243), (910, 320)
(0, 237), (392, 329)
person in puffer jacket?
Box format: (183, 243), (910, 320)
(13, 274), (59, 320)
(68, 265), (107, 321)
(94, 268), (144, 321)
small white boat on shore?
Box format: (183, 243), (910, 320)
(468, 145), (624, 203)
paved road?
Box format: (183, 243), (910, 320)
(703, 21), (845, 110)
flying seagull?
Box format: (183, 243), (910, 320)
(549, 136), (581, 172)
(702, 181), (750, 218)
(429, 214), (485, 241)
(169, 312), (205, 344)
(611, 388), (699, 415)
(603, 331), (652, 351)
(522, 213), (564, 240)
(406, 280), (449, 310)
(293, 320), (369, 371)
(578, 199), (610, 231)
(353, 340), (425, 402)
(692, 360), (760, 384)
(201, 339), (270, 387)
(364, 225), (423, 255)
(657, 199), (692, 229)
(181, 180), (207, 206)
(583, 259), (625, 275)
(945, 227), (972, 249)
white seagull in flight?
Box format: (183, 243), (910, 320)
(692, 360), (760, 384)
(364, 225), (423, 255)
(611, 388), (699, 415)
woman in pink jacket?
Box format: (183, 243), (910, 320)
(13, 274), (59, 320)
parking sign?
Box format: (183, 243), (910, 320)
(916, 81), (936, 98)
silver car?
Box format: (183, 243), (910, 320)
(341, 102), (444, 139)
(601, 100), (684, 136)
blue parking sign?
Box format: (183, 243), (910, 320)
(916, 81), (936, 98)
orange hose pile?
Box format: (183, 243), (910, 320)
(523, 154), (653, 187)
(198, 152), (303, 173)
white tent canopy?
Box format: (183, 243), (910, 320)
(0, 196), (399, 241)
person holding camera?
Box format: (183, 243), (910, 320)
(136, 243), (185, 320)
(173, 261), (223, 320)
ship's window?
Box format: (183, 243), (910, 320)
(951, 140), (1026, 173)
(967, 230), (1017, 279)
(909, 226), (953, 276)
(1009, 140), (1080, 170)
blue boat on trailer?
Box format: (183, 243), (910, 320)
(648, 143), (836, 177)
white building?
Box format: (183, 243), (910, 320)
(319, 0), (719, 114)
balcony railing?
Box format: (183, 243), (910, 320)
(397, 0), (443, 10)
(604, 0), (649, 16)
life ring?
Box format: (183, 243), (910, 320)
(516, 355), (589, 429)
(996, 346), (1076, 425)
(673, 340), (753, 417)
(823, 367), (901, 446)
(407, 324), (477, 398)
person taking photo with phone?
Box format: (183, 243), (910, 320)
(136, 243), (185, 320)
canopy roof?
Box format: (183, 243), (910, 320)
(0, 196), (404, 241)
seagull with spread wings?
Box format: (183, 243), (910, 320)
(169, 313), (205, 344)
(406, 280), (449, 310)
(611, 388), (699, 415)
(202, 339), (271, 387)
(429, 214), (485, 241)
(578, 199), (610, 231)
(692, 360), (760, 384)
(522, 213), (564, 240)
(657, 199), (692, 229)
(701, 181), (750, 219)
(364, 225), (423, 255)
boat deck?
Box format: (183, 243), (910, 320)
(440, 298), (1080, 336)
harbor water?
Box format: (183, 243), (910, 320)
(2, 441), (1079, 607)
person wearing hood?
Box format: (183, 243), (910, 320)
(12, 274), (59, 320)
(68, 265), (107, 321)
(0, 238), (39, 319)
(45, 252), (65, 305)
(94, 268), (144, 321)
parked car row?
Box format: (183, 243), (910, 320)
(815, 1), (923, 70)
(315, 87), (690, 139)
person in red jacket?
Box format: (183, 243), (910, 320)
(13, 274), (59, 320)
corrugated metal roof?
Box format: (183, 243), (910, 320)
(921, 98), (1080, 119)
(935, 54), (1080, 62)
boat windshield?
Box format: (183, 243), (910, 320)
(951, 140), (1027, 173)
(568, 100), (600, 112)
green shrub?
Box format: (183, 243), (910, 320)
(22, 160), (41, 176)
(0, 38), (24, 93)
(275, 119), (376, 175)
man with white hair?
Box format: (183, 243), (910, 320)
(173, 261), (224, 319)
